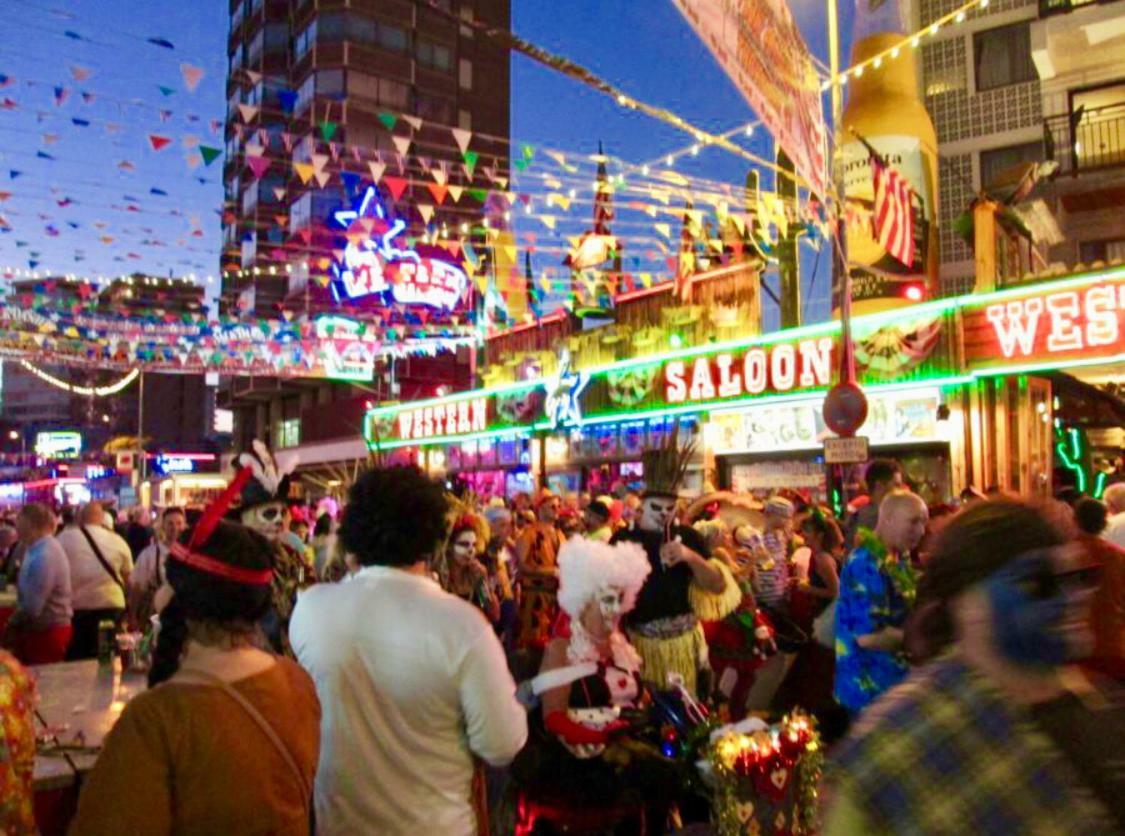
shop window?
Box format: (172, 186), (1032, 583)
(275, 418), (300, 449)
(974, 22), (1036, 92)
(979, 141), (1042, 189)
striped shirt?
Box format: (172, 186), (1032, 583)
(751, 530), (790, 609)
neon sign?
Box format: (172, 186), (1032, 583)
(395, 397), (488, 442)
(35, 431), (82, 459)
(664, 337), (834, 405)
(966, 276), (1125, 369)
(545, 349), (589, 428)
(331, 186), (468, 311)
(153, 455), (196, 474)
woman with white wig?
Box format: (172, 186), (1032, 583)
(512, 537), (679, 826)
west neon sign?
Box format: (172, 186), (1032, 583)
(331, 186), (468, 311)
(664, 337), (835, 405)
(966, 276), (1125, 369)
(396, 397), (488, 442)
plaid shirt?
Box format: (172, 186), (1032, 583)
(830, 658), (1117, 835)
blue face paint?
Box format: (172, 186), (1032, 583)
(985, 550), (1071, 668)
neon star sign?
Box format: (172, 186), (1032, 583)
(545, 349), (590, 428)
(331, 186), (469, 311)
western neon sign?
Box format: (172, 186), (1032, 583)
(331, 186), (468, 311)
(395, 397), (488, 442)
(665, 337), (835, 404)
(966, 276), (1125, 369)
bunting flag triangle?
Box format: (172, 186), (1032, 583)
(418, 204), (435, 224)
(654, 222), (672, 238)
(199, 145), (221, 166)
(237, 103), (259, 123)
(310, 153), (329, 173)
(69, 65), (92, 82)
(158, 85), (176, 97)
(377, 112), (397, 130)
(391, 135), (412, 156)
(180, 63), (204, 92)
(431, 166), (448, 186)
(462, 150), (479, 178)
(185, 152), (202, 168)
(320, 121), (338, 141)
(451, 128), (472, 154)
(245, 70), (263, 85)
(427, 183), (448, 205)
(402, 114), (423, 131)
(273, 186), (287, 200)
(468, 188), (487, 203)
(281, 132), (294, 151)
(148, 134), (172, 151)
(314, 169), (331, 188)
(245, 143), (264, 158)
(278, 90), (297, 114)
(367, 161), (386, 183)
(540, 215), (556, 230)
(247, 156), (271, 179)
(293, 162), (316, 184)
(383, 175), (408, 201)
(447, 184), (464, 203)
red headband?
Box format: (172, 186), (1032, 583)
(169, 542), (273, 586)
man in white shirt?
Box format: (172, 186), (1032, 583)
(291, 466), (527, 836)
(1103, 483), (1125, 549)
(128, 506), (187, 626)
(57, 501), (133, 659)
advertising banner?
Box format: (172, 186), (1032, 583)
(672, 0), (829, 198)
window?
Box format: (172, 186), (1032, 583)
(460, 6), (474, 38)
(230, 0), (244, 30)
(417, 39), (452, 71)
(249, 0), (263, 16)
(242, 185), (259, 214)
(379, 24), (407, 53)
(415, 94), (453, 124)
(458, 108), (472, 130)
(294, 21), (315, 61)
(317, 69), (345, 98)
(264, 22), (289, 54)
(313, 12), (375, 44)
(275, 418), (300, 449)
(1078, 238), (1125, 263)
(349, 73), (409, 108)
(979, 141), (1043, 188)
(974, 23), (1036, 92)
(459, 58), (472, 90)
(289, 190), (340, 233)
(294, 74), (316, 115)
(247, 29), (264, 64)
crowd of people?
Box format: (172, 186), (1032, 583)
(0, 443), (1121, 833)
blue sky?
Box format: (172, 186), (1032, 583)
(0, 0), (860, 324)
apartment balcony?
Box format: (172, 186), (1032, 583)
(1045, 101), (1125, 176)
(1032, 0), (1125, 79)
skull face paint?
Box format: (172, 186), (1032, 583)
(241, 501), (286, 541)
(596, 585), (626, 624)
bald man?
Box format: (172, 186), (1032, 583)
(57, 501), (133, 659)
(834, 490), (928, 716)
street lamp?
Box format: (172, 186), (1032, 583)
(8, 429), (25, 459)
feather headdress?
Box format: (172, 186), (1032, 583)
(236, 439), (299, 511)
(641, 421), (696, 498)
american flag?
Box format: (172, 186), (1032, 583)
(871, 155), (916, 268)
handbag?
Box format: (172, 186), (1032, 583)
(80, 526), (127, 595)
(812, 599), (837, 649)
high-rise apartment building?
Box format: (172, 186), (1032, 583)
(220, 0), (510, 315)
(917, 0), (1125, 293)
(219, 0), (511, 485)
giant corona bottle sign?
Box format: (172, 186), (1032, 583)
(331, 186), (468, 311)
(841, 1), (940, 314)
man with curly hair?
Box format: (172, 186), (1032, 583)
(290, 466), (527, 836)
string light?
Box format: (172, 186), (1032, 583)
(19, 360), (139, 397)
(827, 0), (989, 88)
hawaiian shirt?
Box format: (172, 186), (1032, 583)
(834, 530), (914, 715)
(830, 658), (1118, 835)
(0, 650), (37, 835)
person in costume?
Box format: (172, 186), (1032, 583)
(514, 490), (563, 650)
(71, 493), (320, 835)
(232, 441), (313, 656)
(612, 426), (740, 696)
(513, 537), (680, 828)
(440, 513), (501, 626)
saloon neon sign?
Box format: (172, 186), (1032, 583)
(331, 186), (468, 311)
(664, 337), (835, 404)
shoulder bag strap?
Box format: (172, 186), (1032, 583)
(80, 526), (126, 594)
(177, 669), (311, 801)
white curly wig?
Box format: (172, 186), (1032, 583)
(556, 537), (651, 618)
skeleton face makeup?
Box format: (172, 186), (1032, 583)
(596, 585), (626, 623)
(639, 496), (675, 532)
(241, 501), (286, 540)
(451, 532), (477, 565)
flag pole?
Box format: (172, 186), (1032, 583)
(827, 0), (856, 387)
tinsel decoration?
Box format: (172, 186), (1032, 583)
(708, 711), (823, 836)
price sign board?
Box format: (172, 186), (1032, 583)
(824, 435), (870, 464)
